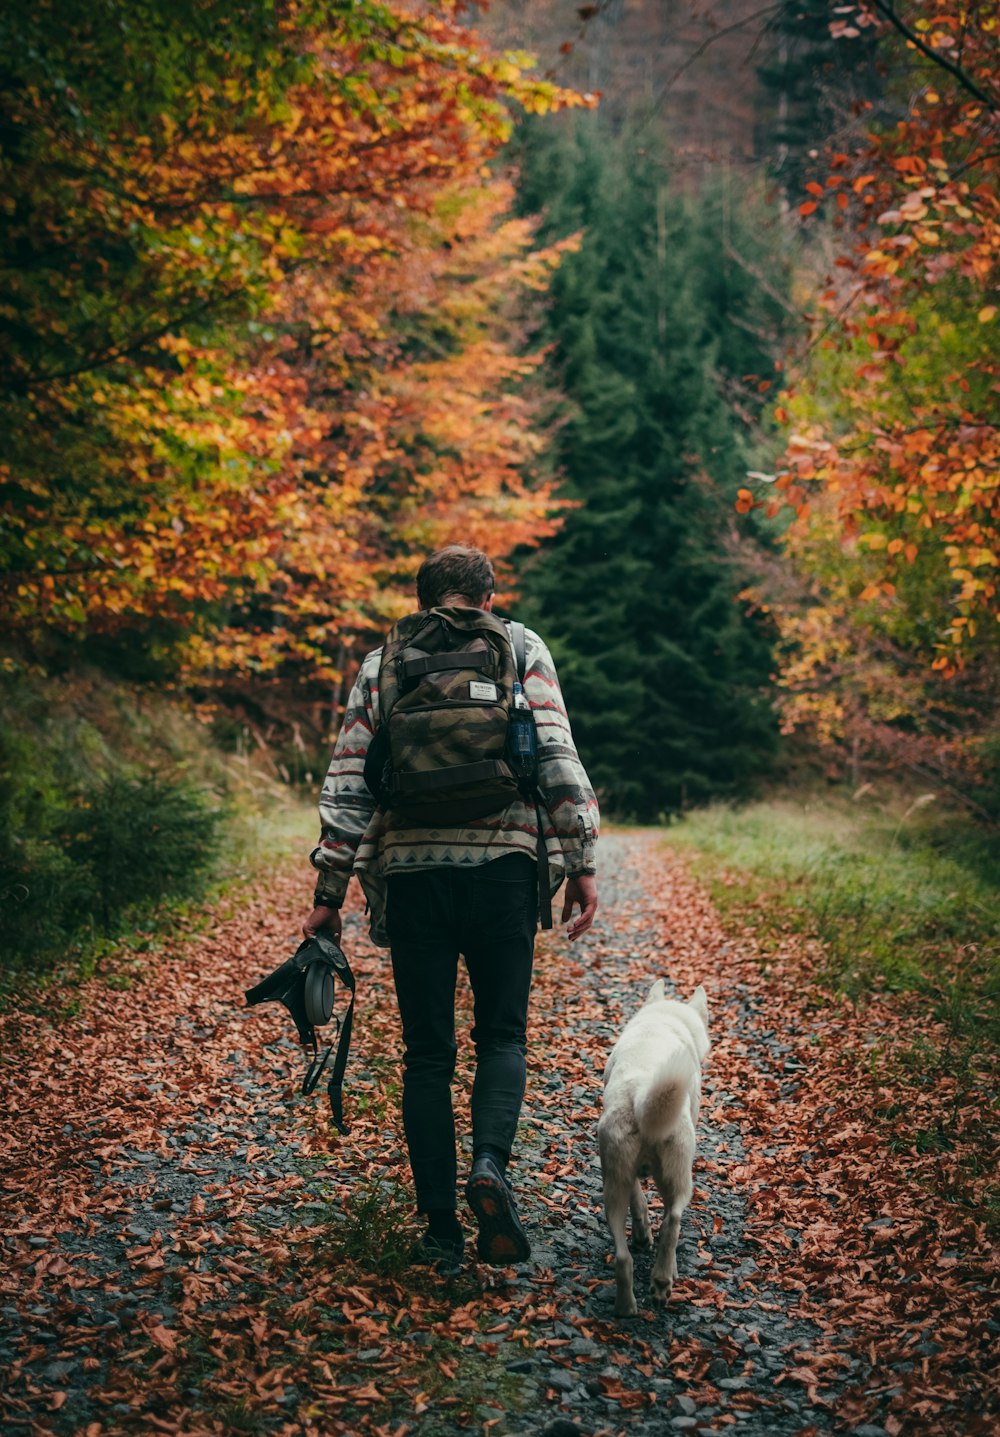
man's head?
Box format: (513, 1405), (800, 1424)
(416, 545), (495, 611)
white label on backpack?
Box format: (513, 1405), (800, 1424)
(469, 680), (498, 701)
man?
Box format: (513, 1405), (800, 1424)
(302, 545), (599, 1273)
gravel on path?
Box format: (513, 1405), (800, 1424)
(1, 830), (995, 1437)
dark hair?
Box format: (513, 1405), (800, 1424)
(416, 545), (495, 609)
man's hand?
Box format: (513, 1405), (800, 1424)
(562, 874), (598, 941)
(302, 904), (342, 942)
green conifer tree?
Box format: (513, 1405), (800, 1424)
(512, 118), (785, 818)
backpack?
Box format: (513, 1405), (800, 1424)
(364, 605), (533, 826)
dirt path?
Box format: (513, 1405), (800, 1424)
(1, 831), (996, 1436)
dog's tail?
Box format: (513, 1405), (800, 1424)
(635, 1057), (694, 1143)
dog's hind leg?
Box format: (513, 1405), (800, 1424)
(599, 1116), (641, 1317)
(649, 1131), (694, 1307)
(603, 1182), (637, 1317)
(650, 1204), (681, 1307)
(629, 1180), (652, 1249)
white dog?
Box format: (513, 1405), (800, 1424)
(597, 980), (710, 1316)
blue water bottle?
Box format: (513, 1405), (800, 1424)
(508, 681), (538, 790)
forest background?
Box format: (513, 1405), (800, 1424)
(1, 0), (998, 1072)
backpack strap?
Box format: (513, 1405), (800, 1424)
(505, 620), (552, 931)
(534, 800), (553, 931)
(391, 758), (509, 795)
(399, 649), (491, 682)
(506, 620), (527, 681)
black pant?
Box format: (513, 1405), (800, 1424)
(385, 853), (537, 1212)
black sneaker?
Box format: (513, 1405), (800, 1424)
(411, 1231), (464, 1277)
(465, 1156), (531, 1265)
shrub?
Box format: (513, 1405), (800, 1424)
(62, 773), (222, 934)
(0, 740), (222, 976)
(0, 833), (84, 966)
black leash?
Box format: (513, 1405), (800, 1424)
(324, 957), (355, 1133)
(245, 933), (356, 1134)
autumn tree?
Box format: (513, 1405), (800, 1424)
(745, 0), (1000, 787)
(0, 0), (583, 708)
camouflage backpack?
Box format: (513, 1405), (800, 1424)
(364, 605), (530, 826)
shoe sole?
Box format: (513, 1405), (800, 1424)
(465, 1173), (531, 1265)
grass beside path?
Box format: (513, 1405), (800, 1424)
(663, 787), (1000, 1022)
(662, 786), (1000, 1228)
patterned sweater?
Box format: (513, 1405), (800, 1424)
(309, 622), (600, 946)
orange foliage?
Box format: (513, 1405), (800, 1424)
(762, 1), (999, 687)
(0, 0), (590, 689)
